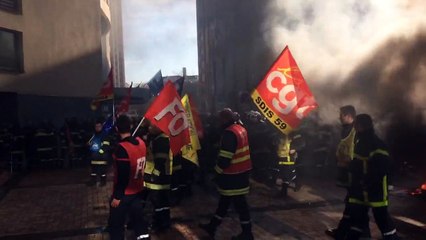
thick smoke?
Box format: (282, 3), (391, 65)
(264, 0), (426, 121)
(263, 0), (426, 167)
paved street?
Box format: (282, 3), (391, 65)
(0, 167), (425, 240)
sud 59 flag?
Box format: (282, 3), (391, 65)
(145, 82), (190, 155)
(251, 46), (318, 134)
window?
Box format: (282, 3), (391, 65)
(0, 28), (24, 73)
(0, 0), (21, 13)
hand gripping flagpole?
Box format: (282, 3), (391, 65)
(132, 117), (145, 136)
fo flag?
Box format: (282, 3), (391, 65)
(251, 46), (318, 134)
(145, 82), (190, 155)
(91, 68), (114, 110)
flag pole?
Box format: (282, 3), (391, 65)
(132, 117), (145, 136)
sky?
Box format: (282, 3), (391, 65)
(122, 0), (198, 85)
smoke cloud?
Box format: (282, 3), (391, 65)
(263, 0), (426, 166)
(264, 0), (426, 123)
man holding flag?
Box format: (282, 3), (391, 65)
(140, 81), (190, 232)
(142, 123), (173, 232)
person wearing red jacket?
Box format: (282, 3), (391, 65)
(107, 115), (150, 240)
(200, 108), (254, 240)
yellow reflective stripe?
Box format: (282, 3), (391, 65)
(230, 155), (250, 164)
(217, 187), (249, 196)
(214, 165), (223, 174)
(144, 182), (170, 190)
(102, 141), (110, 145)
(235, 146), (249, 154)
(219, 150), (233, 159)
(279, 161), (295, 165)
(370, 149), (389, 157)
(369, 200), (388, 207)
(383, 175), (388, 201)
(152, 169), (160, 176)
(91, 160), (107, 165)
(37, 147), (53, 151)
(348, 198), (388, 207)
(35, 133), (54, 136)
(154, 153), (169, 159)
(155, 134), (169, 140)
(145, 161), (154, 172)
(99, 149), (105, 154)
(354, 154), (368, 160)
(173, 165), (182, 171)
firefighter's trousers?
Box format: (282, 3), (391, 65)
(142, 189), (171, 229)
(108, 193), (149, 240)
(347, 204), (398, 240)
(210, 194), (252, 235)
(334, 194), (370, 240)
(90, 162), (107, 181)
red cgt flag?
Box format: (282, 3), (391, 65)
(145, 82), (190, 155)
(251, 46), (318, 134)
(116, 82), (133, 116)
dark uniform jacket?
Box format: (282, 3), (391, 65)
(348, 129), (390, 207)
(144, 133), (172, 190)
(214, 123), (252, 196)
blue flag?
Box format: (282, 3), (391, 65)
(102, 115), (115, 134)
(147, 70), (163, 96)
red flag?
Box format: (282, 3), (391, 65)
(91, 69), (114, 110)
(116, 82), (133, 116)
(251, 46), (318, 134)
(145, 82), (190, 155)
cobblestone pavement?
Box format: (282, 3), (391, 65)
(0, 167), (425, 240)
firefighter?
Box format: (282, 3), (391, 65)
(87, 119), (111, 186)
(143, 123), (172, 232)
(273, 131), (304, 197)
(107, 115), (149, 240)
(199, 108), (253, 240)
(326, 105), (371, 239)
(345, 114), (400, 240)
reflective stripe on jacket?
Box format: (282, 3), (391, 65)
(221, 124), (252, 174)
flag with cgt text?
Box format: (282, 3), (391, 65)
(251, 46), (318, 134)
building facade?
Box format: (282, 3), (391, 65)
(0, 0), (125, 97)
(0, 0), (126, 125)
(196, 0), (274, 113)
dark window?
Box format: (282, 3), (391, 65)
(0, 28), (24, 73)
(0, 0), (21, 13)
